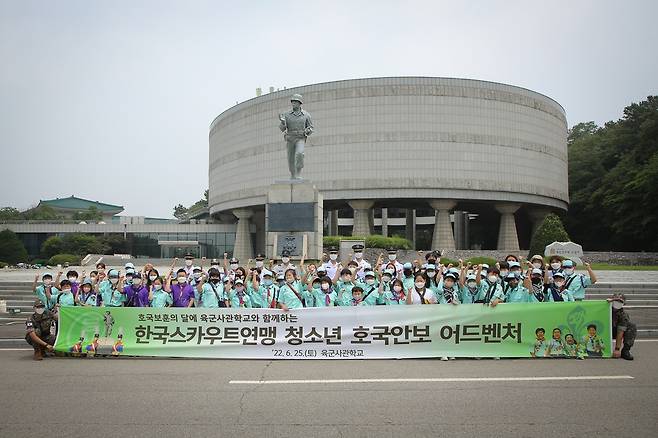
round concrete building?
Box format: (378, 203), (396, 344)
(209, 77), (568, 259)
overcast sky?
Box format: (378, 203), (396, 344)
(1, 0), (656, 218)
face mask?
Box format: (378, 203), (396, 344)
(487, 275), (497, 283)
(500, 270), (509, 277)
(564, 268), (574, 276)
(210, 278), (220, 284)
(388, 254), (396, 261)
(382, 275), (391, 283)
(177, 277), (187, 283)
(132, 279), (142, 286)
(329, 254), (338, 261)
(90, 276), (97, 281)
(342, 276), (351, 283)
(321, 283), (330, 291)
(235, 286), (244, 293)
(193, 272), (202, 279)
(466, 280), (475, 288)
(403, 269), (412, 277)
(154, 284), (162, 291)
(551, 262), (561, 270)
(62, 288), (71, 294)
(255, 261), (264, 268)
(312, 283), (320, 290)
(532, 277), (542, 284)
(263, 279), (273, 286)
(35, 308), (45, 315)
(415, 281), (425, 289)
(532, 262), (542, 269)
(427, 271), (436, 278)
(110, 278), (119, 284)
(393, 285), (403, 293)
(612, 301), (623, 310)
(145, 275), (155, 281)
(354, 252), (363, 259)
(126, 277), (133, 283)
(43, 279), (52, 286)
(349, 267), (356, 274)
(277, 280), (285, 286)
(365, 278), (375, 285)
(281, 257), (290, 264)
(230, 264), (239, 270)
(185, 260), (193, 266)
(555, 281), (565, 288)
(68, 276), (77, 282)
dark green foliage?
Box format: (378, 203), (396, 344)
(528, 214), (570, 258)
(48, 254), (81, 266)
(0, 229), (28, 264)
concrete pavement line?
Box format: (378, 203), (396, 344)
(229, 376), (634, 385)
(0, 348), (32, 351)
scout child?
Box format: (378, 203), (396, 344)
(531, 327), (548, 358)
(75, 279), (99, 307)
(50, 279), (75, 308)
(562, 260), (597, 301)
(406, 272), (438, 305)
(545, 328), (566, 357)
(582, 324), (605, 357)
(33, 272), (59, 310)
(149, 276), (173, 308)
(228, 279), (252, 308)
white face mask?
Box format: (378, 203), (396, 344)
(154, 284), (162, 291)
(43, 279), (52, 286)
(329, 254), (338, 261)
(487, 275), (498, 283)
(110, 278), (119, 284)
(532, 262), (542, 269)
(354, 252), (363, 259)
(62, 288), (71, 294)
(500, 270), (509, 277)
(236, 286), (244, 293)
(132, 279), (142, 286)
(382, 276), (391, 283)
(427, 271), (436, 278)
(68, 276), (77, 282)
(185, 260), (193, 266)
(177, 277), (187, 283)
(230, 264), (239, 270)
(388, 254), (397, 261)
(149, 275), (157, 281)
(551, 262), (561, 270)
(321, 283), (330, 291)
(555, 281), (565, 288)
(193, 272), (202, 279)
(255, 261), (264, 268)
(612, 301), (623, 310)
(393, 285), (403, 293)
(281, 257), (290, 264)
(564, 268), (574, 276)
(35, 308), (45, 315)
(365, 278), (375, 285)
(415, 282), (425, 289)
(467, 281), (477, 289)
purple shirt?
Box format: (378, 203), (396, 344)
(123, 285), (149, 307)
(171, 283), (195, 307)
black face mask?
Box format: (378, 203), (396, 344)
(532, 277), (542, 284)
(210, 278), (220, 284)
(403, 269), (412, 277)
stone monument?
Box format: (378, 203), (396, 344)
(266, 94), (322, 261)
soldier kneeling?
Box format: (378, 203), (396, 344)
(609, 293), (636, 360)
(25, 299), (57, 361)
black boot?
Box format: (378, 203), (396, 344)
(621, 346), (634, 361)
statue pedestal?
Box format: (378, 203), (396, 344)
(266, 180), (323, 261)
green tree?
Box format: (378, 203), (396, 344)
(62, 234), (108, 256)
(565, 96), (658, 250)
(0, 229), (28, 264)
(24, 205), (60, 221)
(72, 206), (102, 221)
(528, 213), (570, 258)
(41, 236), (65, 258)
(98, 235), (129, 254)
(173, 204), (188, 220)
(0, 207), (22, 221)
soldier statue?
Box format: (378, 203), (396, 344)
(278, 94), (313, 179)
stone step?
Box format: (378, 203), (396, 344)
(590, 283), (658, 289)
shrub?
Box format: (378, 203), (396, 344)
(0, 229), (29, 264)
(0, 261), (7, 268)
(323, 235), (412, 250)
(466, 256), (497, 267)
(48, 254), (81, 266)
(528, 213), (571, 258)
(41, 236), (64, 258)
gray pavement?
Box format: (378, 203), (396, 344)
(1, 342), (657, 437)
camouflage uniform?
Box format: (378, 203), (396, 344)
(612, 308), (636, 350)
(25, 306), (57, 358)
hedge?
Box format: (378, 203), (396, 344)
(323, 235), (413, 250)
(47, 254), (81, 266)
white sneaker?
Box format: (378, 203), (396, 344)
(449, 357), (456, 360)
(441, 356), (449, 361)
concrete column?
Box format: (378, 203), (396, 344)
(430, 200), (456, 250)
(232, 208), (253, 262)
(252, 210), (265, 255)
(381, 207), (388, 237)
(496, 203), (521, 252)
(405, 209), (416, 247)
(348, 200), (374, 237)
(527, 208), (551, 238)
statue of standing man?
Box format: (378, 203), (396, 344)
(279, 94), (313, 180)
